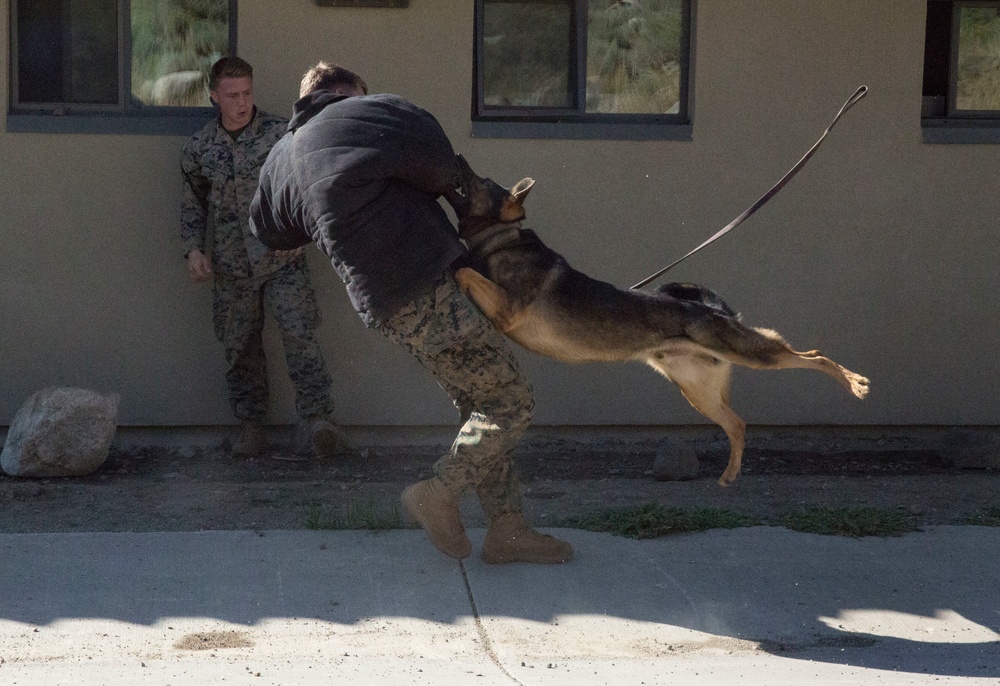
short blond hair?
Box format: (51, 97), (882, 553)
(299, 62), (368, 98)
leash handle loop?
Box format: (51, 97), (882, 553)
(630, 85), (869, 291)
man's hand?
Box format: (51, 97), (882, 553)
(186, 249), (212, 282)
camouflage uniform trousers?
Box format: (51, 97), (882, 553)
(378, 271), (532, 522)
(212, 258), (334, 423)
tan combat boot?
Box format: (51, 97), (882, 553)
(293, 416), (353, 457)
(401, 478), (472, 559)
(482, 513), (573, 565)
(231, 421), (267, 458)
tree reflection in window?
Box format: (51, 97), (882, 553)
(954, 4), (1000, 113)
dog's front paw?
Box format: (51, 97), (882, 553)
(717, 468), (740, 487)
(453, 267), (476, 294)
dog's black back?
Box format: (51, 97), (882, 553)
(655, 282), (738, 319)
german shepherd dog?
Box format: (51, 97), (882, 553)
(447, 156), (869, 486)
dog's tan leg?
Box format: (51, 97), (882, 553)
(772, 349), (870, 399)
(648, 354), (746, 487)
(453, 267), (524, 333)
(706, 325), (870, 400)
(678, 381), (746, 487)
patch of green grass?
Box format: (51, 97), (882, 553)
(558, 503), (760, 539)
(557, 503), (929, 539)
(305, 497), (407, 531)
(777, 506), (918, 538)
(959, 506), (1000, 527)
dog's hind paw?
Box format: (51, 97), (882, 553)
(845, 371), (870, 399)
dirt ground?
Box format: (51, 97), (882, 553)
(2, 430), (998, 534)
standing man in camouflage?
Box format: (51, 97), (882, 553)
(181, 57), (346, 458)
(250, 63), (572, 564)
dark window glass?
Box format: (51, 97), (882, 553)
(475, 0), (690, 125)
(17, 0), (118, 105)
(923, 0), (953, 98)
(483, 2), (573, 108)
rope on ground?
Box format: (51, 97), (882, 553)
(459, 559), (527, 685)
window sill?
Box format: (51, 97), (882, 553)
(471, 120), (692, 141)
(921, 119), (1000, 144)
(6, 112), (212, 136)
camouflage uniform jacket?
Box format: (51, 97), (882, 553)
(181, 109), (297, 279)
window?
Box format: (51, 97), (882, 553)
(9, 0), (236, 134)
(922, 0), (1000, 142)
(473, 0), (692, 140)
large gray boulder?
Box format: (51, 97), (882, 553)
(1, 387), (120, 478)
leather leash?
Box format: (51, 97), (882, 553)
(631, 85), (869, 291)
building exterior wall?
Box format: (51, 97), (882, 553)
(1, 0), (997, 429)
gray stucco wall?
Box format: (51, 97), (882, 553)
(1, 0), (997, 429)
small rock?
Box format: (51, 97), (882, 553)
(651, 437), (699, 481)
(1, 387), (120, 477)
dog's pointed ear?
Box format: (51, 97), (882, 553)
(511, 178), (534, 202)
(500, 178), (533, 222)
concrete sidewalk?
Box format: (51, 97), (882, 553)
(0, 526), (997, 685)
